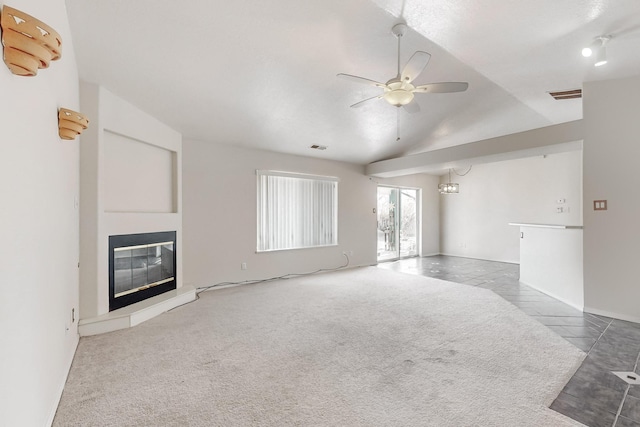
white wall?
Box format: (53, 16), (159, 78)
(0, 1), (80, 425)
(583, 75), (640, 322)
(182, 140), (439, 288)
(439, 151), (583, 263)
(79, 83), (182, 318)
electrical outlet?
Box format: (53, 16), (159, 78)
(241, 262), (247, 270)
(349, 250), (353, 256)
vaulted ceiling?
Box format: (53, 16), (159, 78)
(66, 0), (640, 165)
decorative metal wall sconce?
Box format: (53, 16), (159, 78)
(58, 108), (89, 140)
(1, 5), (62, 76)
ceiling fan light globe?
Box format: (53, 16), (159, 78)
(384, 89), (414, 106)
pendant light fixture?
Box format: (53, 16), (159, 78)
(439, 169), (459, 194)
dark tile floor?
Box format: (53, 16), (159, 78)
(377, 255), (640, 427)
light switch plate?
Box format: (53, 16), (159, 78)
(594, 200), (608, 211)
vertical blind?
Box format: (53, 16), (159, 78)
(257, 170), (338, 252)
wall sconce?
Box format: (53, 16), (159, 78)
(58, 108), (89, 140)
(1, 5), (62, 76)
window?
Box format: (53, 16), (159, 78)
(257, 170), (338, 252)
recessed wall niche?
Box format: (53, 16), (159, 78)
(104, 130), (177, 213)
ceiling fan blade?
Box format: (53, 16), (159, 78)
(350, 95), (382, 108)
(337, 73), (386, 88)
(413, 82), (469, 93)
(402, 101), (420, 114)
(400, 51), (431, 83)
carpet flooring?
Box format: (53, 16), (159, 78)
(54, 267), (586, 426)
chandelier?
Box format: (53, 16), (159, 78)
(439, 169), (459, 194)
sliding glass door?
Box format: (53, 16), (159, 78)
(377, 186), (419, 262)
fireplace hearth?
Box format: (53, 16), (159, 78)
(109, 231), (177, 311)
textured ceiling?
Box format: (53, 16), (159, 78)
(65, 0), (640, 165)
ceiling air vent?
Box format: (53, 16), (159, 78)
(310, 145), (327, 150)
(548, 89), (582, 100)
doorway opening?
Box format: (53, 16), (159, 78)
(377, 186), (419, 262)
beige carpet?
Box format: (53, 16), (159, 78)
(54, 267), (585, 426)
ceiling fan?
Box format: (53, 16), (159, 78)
(337, 22), (468, 115)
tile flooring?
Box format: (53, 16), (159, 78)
(377, 255), (640, 427)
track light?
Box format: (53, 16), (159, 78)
(582, 36), (611, 67)
(594, 40), (608, 67)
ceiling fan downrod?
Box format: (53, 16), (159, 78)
(392, 22), (408, 78)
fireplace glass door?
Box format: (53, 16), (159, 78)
(109, 231), (177, 311)
(114, 242), (175, 298)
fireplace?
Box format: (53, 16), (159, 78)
(109, 231), (177, 311)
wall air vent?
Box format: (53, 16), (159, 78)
(310, 145), (327, 150)
(549, 89), (582, 100)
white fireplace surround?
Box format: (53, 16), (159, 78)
(79, 83), (193, 334)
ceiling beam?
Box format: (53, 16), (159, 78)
(366, 120), (584, 177)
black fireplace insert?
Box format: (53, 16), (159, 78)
(108, 231), (177, 311)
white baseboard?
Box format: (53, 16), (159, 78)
(199, 264), (376, 293)
(519, 280), (584, 312)
(583, 306), (640, 324)
(438, 252), (519, 264)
